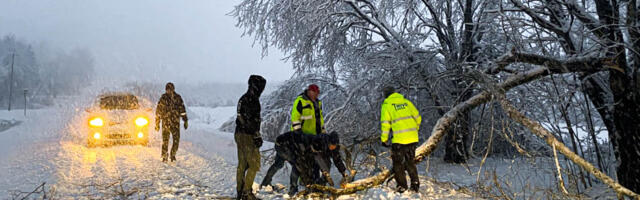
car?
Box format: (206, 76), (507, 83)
(85, 92), (153, 147)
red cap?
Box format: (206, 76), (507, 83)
(308, 84), (320, 93)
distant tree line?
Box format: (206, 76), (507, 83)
(0, 35), (95, 108)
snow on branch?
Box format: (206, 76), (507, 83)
(488, 50), (617, 74)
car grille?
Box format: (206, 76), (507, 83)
(109, 121), (126, 126)
(105, 133), (133, 139)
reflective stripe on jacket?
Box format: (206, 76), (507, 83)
(291, 92), (325, 135)
(380, 93), (421, 144)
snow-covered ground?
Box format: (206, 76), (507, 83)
(0, 96), (616, 199)
(0, 96), (470, 199)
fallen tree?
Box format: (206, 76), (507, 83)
(300, 51), (638, 198)
(495, 93), (639, 199)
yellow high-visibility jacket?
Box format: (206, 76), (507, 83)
(380, 93), (421, 144)
(291, 93), (325, 135)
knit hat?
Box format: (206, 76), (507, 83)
(308, 84), (320, 93)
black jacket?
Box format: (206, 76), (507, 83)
(156, 92), (187, 127)
(274, 131), (316, 184)
(275, 131), (313, 155)
(235, 75), (266, 135)
(275, 131), (347, 175)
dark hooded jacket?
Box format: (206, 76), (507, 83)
(273, 131), (317, 184)
(274, 131), (347, 179)
(235, 75), (266, 135)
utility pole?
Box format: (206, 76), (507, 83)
(8, 52), (15, 111)
(23, 89), (28, 116)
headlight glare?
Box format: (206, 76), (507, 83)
(135, 117), (149, 127)
(89, 118), (104, 127)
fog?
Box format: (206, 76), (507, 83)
(0, 0), (292, 85)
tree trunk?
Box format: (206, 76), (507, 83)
(610, 75), (640, 193)
(444, 0), (475, 164)
(592, 0), (640, 191)
(444, 85), (471, 163)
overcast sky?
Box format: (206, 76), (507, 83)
(0, 0), (292, 84)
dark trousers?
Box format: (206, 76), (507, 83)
(235, 132), (261, 194)
(262, 143), (319, 191)
(261, 152), (300, 190)
(311, 156), (329, 185)
(161, 125), (180, 160)
(392, 143), (419, 190)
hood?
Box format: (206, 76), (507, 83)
(328, 131), (340, 145)
(384, 92), (404, 102)
(248, 75), (266, 96)
(300, 90), (309, 100)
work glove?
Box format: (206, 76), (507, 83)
(254, 136), (263, 148)
(342, 170), (350, 178)
(381, 141), (390, 148)
(183, 120), (188, 130)
(340, 170), (356, 188)
(340, 175), (348, 187)
(322, 171), (335, 186)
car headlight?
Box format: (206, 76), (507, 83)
(135, 117), (149, 127)
(89, 118), (104, 127)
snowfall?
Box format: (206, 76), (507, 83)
(0, 96), (617, 199)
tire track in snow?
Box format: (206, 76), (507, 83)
(50, 140), (237, 199)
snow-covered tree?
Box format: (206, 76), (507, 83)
(234, 0), (640, 197)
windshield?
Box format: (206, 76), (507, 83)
(99, 95), (139, 110)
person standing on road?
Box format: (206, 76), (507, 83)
(379, 86), (421, 193)
(235, 75), (266, 200)
(155, 82), (188, 163)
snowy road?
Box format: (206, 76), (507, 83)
(0, 103), (245, 199)
(51, 141), (237, 199)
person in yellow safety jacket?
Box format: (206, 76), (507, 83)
(380, 86), (421, 193)
(290, 84), (326, 135)
(290, 84), (326, 187)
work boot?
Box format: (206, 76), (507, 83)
(288, 186), (298, 196)
(410, 184), (419, 193)
(243, 192), (261, 200)
(396, 186), (407, 193)
(162, 157), (168, 163)
(236, 191), (244, 200)
(170, 156), (176, 162)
